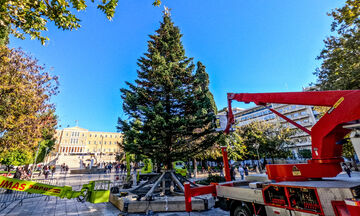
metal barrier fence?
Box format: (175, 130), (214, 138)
(0, 173), (127, 212)
(0, 178), (59, 211)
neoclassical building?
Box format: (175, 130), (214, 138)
(54, 126), (123, 165)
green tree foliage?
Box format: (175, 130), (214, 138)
(218, 132), (246, 161)
(35, 112), (58, 163)
(314, 0), (360, 169)
(237, 121), (294, 163)
(118, 14), (218, 169)
(0, 0), (162, 45)
(195, 132), (247, 161)
(297, 149), (312, 159)
(0, 149), (33, 171)
(314, 0), (360, 90)
(115, 152), (125, 162)
(194, 62), (217, 114)
(0, 47), (58, 162)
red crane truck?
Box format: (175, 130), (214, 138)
(184, 90), (360, 216)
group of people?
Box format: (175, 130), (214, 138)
(13, 166), (32, 180)
(230, 165), (249, 181)
(103, 162), (127, 174)
(60, 163), (69, 175)
(39, 165), (57, 179)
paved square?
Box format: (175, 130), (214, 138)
(0, 172), (229, 216)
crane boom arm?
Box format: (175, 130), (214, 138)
(224, 90), (360, 181)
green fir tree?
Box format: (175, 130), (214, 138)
(118, 13), (218, 170)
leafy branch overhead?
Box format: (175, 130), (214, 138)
(314, 0), (360, 90)
(0, 0), (162, 45)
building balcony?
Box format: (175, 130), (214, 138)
(279, 114), (312, 123)
(279, 106), (308, 115)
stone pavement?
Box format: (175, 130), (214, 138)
(0, 172), (229, 216)
(0, 195), (228, 216)
(1, 171), (359, 216)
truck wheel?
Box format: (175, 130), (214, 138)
(233, 205), (251, 216)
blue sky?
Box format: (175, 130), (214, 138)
(10, 0), (344, 132)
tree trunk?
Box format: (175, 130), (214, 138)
(193, 158), (197, 178)
(271, 157), (275, 164)
(351, 155), (359, 171)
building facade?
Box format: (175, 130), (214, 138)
(54, 126), (123, 166)
(218, 104), (317, 157)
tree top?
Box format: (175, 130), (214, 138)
(163, 6), (172, 17)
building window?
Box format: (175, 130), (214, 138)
(110, 135), (112, 138)
(88, 141), (90, 144)
(95, 134), (97, 137)
(104, 141), (107, 145)
(94, 141), (96, 144)
(90, 134), (92, 137)
(105, 135), (107, 138)
(109, 141), (112, 145)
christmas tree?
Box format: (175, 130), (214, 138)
(118, 12), (218, 170)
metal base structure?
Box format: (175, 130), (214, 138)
(110, 192), (215, 213)
(110, 170), (215, 213)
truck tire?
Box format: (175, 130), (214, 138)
(233, 205), (251, 216)
(217, 197), (229, 211)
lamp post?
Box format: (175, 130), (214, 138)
(253, 143), (262, 173)
(30, 141), (41, 180)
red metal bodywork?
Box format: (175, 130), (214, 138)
(221, 146), (231, 182)
(225, 90), (360, 181)
(262, 184), (324, 215)
(184, 146), (233, 212)
(184, 182), (233, 212)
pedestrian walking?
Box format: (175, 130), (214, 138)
(238, 165), (245, 180)
(244, 165), (249, 176)
(109, 163), (113, 173)
(65, 164), (69, 176)
(115, 163), (120, 174)
(51, 165), (56, 178)
(44, 166), (50, 179)
(120, 163), (125, 175)
(230, 165), (236, 181)
(13, 167), (22, 179)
